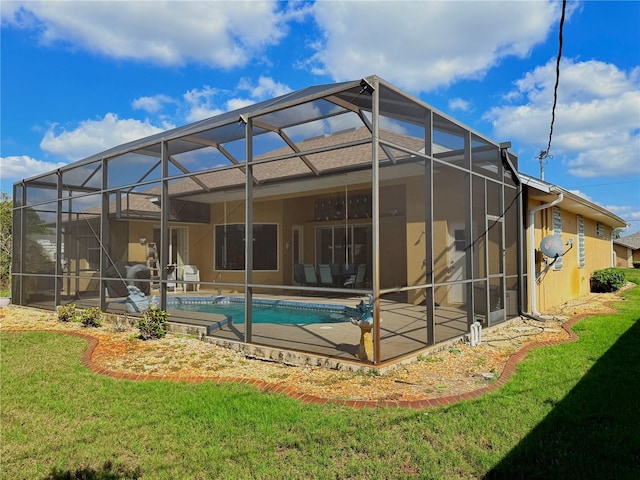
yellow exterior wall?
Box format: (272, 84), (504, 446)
(182, 182), (415, 294)
(188, 199), (285, 289)
(528, 198), (614, 312)
(128, 221), (153, 264)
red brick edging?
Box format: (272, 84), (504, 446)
(3, 316), (585, 410)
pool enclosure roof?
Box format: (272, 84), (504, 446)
(17, 75), (520, 198)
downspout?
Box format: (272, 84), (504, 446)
(526, 190), (563, 317)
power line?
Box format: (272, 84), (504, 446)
(567, 180), (640, 189)
(538, 0), (567, 180)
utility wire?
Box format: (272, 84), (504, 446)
(538, 0), (567, 179)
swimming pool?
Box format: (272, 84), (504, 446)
(167, 297), (353, 325)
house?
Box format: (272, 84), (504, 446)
(522, 175), (627, 314)
(10, 75), (628, 366)
(613, 232), (640, 268)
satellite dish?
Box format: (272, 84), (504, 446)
(540, 235), (564, 258)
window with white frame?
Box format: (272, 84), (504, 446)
(577, 215), (585, 268)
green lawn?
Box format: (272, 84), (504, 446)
(2, 269), (639, 479)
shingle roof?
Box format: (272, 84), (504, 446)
(614, 231), (640, 250)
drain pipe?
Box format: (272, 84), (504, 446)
(526, 189), (563, 318)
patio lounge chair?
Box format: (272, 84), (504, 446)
(344, 264), (366, 288)
(318, 264), (334, 286)
(293, 263), (305, 285)
(303, 264), (318, 285)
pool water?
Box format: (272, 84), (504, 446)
(173, 299), (351, 325)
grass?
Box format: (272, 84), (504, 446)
(1, 269), (639, 479)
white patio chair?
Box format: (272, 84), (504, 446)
(182, 264), (200, 291)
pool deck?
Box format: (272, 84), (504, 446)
(163, 292), (468, 367)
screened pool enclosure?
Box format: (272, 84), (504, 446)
(12, 75), (523, 365)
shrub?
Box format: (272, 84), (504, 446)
(590, 268), (625, 293)
(137, 305), (169, 340)
(633, 261), (640, 269)
(57, 303), (77, 322)
(81, 307), (103, 328)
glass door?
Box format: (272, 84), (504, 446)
(153, 227), (189, 279)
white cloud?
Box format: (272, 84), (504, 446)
(222, 76), (293, 112)
(182, 86), (225, 123)
(238, 76), (292, 100)
(0, 155), (68, 182)
(225, 98), (255, 112)
(484, 59), (640, 178)
(607, 204), (640, 222)
(181, 77), (294, 122)
(567, 189), (593, 202)
(448, 98), (472, 112)
(131, 94), (174, 114)
(309, 1), (566, 91)
(40, 113), (166, 161)
(2, 1), (290, 68)
(608, 204), (640, 234)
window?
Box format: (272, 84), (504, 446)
(315, 225), (371, 267)
(80, 236), (100, 270)
(596, 222), (605, 237)
(454, 229), (466, 252)
(577, 215), (585, 268)
(553, 207), (563, 270)
(87, 247), (100, 270)
(214, 224), (278, 271)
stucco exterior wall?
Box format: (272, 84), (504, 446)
(613, 243), (632, 268)
(527, 198), (614, 312)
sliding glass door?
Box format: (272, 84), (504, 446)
(315, 224), (371, 270)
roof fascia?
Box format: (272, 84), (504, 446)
(522, 173), (627, 228)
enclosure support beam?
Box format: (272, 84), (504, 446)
(55, 171), (62, 308)
(160, 141), (170, 311)
(244, 117), (254, 343)
(100, 160), (109, 312)
(425, 110), (435, 346)
(371, 76), (381, 365)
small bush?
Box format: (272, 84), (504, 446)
(137, 305), (169, 340)
(81, 307), (103, 328)
(633, 261), (640, 269)
(57, 303), (77, 322)
(590, 268), (625, 293)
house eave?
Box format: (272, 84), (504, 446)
(522, 174), (628, 230)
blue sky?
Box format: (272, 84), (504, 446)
(1, 0), (639, 234)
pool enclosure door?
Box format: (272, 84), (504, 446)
(448, 223), (466, 304)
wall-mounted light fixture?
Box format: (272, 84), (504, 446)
(139, 237), (147, 245)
